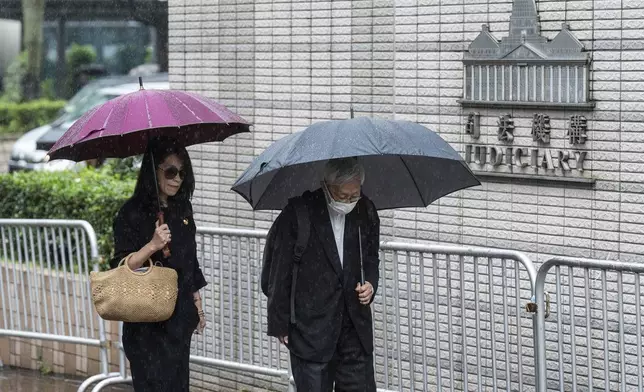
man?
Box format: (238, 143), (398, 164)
(266, 157), (380, 391)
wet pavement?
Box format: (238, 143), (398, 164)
(0, 367), (132, 391)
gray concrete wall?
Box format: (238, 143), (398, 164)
(168, 0), (644, 390)
(169, 0), (644, 264)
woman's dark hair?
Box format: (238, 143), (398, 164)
(132, 137), (195, 209)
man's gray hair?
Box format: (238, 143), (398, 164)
(323, 157), (365, 186)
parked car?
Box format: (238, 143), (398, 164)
(129, 63), (160, 76)
(8, 74), (169, 173)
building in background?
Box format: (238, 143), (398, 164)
(42, 20), (154, 79)
(0, 19), (21, 91)
(168, 0), (643, 390)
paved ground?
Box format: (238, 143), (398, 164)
(0, 367), (132, 391)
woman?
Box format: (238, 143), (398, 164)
(110, 137), (207, 392)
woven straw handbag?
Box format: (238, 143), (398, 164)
(90, 254), (178, 323)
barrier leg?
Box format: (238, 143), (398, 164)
(288, 376), (296, 392)
(91, 376), (133, 392)
(77, 373), (120, 392)
(286, 353), (296, 392)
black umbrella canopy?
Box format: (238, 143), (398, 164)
(232, 117), (481, 211)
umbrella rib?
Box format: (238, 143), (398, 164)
(165, 91), (203, 123)
(399, 156), (426, 207)
(144, 93), (153, 128)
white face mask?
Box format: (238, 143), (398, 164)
(322, 182), (358, 216)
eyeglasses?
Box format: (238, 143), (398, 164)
(328, 185), (361, 203)
(335, 195), (361, 203)
(159, 165), (186, 180)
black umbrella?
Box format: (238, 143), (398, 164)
(232, 117), (480, 210)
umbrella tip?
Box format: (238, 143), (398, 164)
(139, 77), (144, 90)
(350, 105), (354, 119)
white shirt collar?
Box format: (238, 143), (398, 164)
(327, 206), (346, 266)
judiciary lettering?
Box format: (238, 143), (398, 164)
(464, 145), (586, 172)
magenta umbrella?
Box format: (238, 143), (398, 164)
(47, 78), (250, 162)
(47, 77), (250, 257)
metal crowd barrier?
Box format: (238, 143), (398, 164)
(191, 227), (293, 390)
(1, 220), (547, 391)
(374, 242), (537, 391)
(190, 227), (538, 392)
(0, 219), (115, 386)
(534, 257), (644, 392)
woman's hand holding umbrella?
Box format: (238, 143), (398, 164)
(150, 220), (172, 252)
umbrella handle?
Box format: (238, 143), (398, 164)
(359, 226), (365, 285)
(157, 211), (171, 258)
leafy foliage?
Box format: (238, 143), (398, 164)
(0, 169), (135, 270)
(66, 43), (97, 72)
(99, 156), (142, 181)
(110, 44), (148, 75)
(0, 99), (66, 135)
(1, 52), (27, 103)
(65, 43), (98, 98)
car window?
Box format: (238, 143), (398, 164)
(61, 77), (132, 116)
(67, 93), (120, 120)
(63, 84), (102, 115)
(58, 78), (167, 124)
(48, 84), (101, 126)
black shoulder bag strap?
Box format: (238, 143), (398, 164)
(290, 198), (310, 326)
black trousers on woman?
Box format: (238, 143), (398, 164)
(123, 294), (199, 392)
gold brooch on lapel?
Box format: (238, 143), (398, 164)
(183, 218), (189, 225)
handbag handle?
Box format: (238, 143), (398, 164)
(118, 254), (155, 276)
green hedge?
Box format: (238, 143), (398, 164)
(0, 99), (67, 136)
(0, 169), (135, 270)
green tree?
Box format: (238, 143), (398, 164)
(21, 0), (45, 100)
(111, 44), (147, 75)
(1, 52), (27, 102)
(65, 43), (97, 98)
(66, 43), (97, 71)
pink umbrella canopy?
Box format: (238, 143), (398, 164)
(47, 79), (250, 161)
